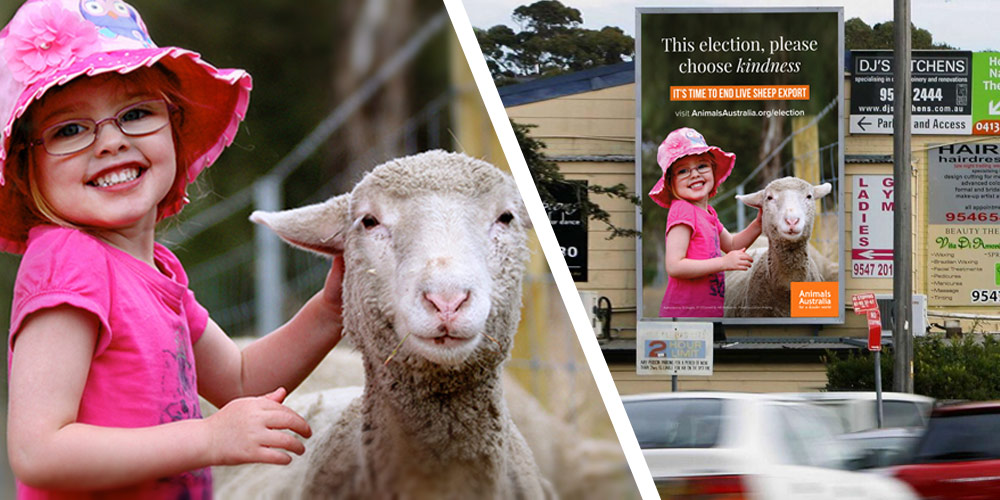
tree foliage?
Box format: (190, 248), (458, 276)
(845, 18), (954, 50)
(513, 121), (638, 239)
(825, 334), (1000, 400)
(476, 0), (633, 85)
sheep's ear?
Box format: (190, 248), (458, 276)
(250, 194), (350, 256)
(813, 182), (833, 199)
(735, 189), (765, 209)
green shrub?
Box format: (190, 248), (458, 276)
(823, 347), (894, 392)
(824, 334), (1000, 400)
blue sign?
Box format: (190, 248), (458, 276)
(643, 339), (707, 358)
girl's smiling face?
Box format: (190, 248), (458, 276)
(29, 75), (177, 233)
(669, 154), (715, 208)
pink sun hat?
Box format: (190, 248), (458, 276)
(0, 0), (252, 254)
(648, 127), (736, 209)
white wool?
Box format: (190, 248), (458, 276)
(209, 347), (634, 500)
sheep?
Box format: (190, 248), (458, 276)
(724, 177), (835, 317)
(209, 344), (635, 500)
(214, 150), (555, 499)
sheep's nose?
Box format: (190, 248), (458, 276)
(785, 216), (800, 227)
(424, 290), (470, 320)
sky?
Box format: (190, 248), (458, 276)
(464, 0), (998, 51)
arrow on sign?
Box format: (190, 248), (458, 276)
(852, 248), (894, 260)
(990, 101), (1000, 116)
(856, 116), (871, 131)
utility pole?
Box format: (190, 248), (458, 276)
(893, 0), (914, 393)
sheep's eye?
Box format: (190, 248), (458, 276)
(361, 215), (379, 229)
(496, 211), (514, 225)
(766, 195), (774, 201)
(806, 194), (813, 199)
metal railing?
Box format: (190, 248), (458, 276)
(164, 11), (452, 336)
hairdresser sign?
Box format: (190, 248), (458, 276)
(637, 8), (844, 324)
(927, 143), (1000, 306)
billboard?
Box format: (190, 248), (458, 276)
(637, 8), (844, 324)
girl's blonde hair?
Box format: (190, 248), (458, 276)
(663, 152), (718, 202)
(6, 65), (190, 230)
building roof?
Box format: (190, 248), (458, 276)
(498, 61), (634, 107)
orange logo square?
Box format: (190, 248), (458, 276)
(790, 282), (839, 317)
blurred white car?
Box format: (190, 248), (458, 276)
(777, 391), (934, 433)
(838, 427), (924, 470)
(622, 392), (917, 499)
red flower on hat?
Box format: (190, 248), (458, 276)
(2, 1), (99, 84)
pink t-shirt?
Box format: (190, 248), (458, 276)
(8, 226), (211, 500)
(660, 199), (726, 317)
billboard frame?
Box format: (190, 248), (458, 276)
(635, 6), (845, 325)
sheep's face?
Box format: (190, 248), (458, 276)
(738, 177), (832, 243)
(348, 188), (523, 367)
(348, 153), (528, 369)
(251, 151), (530, 372)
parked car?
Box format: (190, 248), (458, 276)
(622, 392), (917, 499)
(887, 401), (1000, 499)
(778, 392), (934, 433)
(838, 427), (924, 470)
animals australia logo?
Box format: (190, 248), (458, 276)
(79, 0), (153, 47)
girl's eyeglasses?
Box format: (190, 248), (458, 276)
(31, 99), (174, 156)
(672, 163), (712, 180)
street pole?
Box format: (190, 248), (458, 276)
(875, 349), (884, 427)
(893, 0), (915, 393)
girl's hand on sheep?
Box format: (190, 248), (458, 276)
(321, 254), (345, 316)
(206, 387), (312, 466)
(721, 248), (754, 271)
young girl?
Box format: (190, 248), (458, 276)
(1, 1), (345, 498)
(649, 127), (762, 318)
